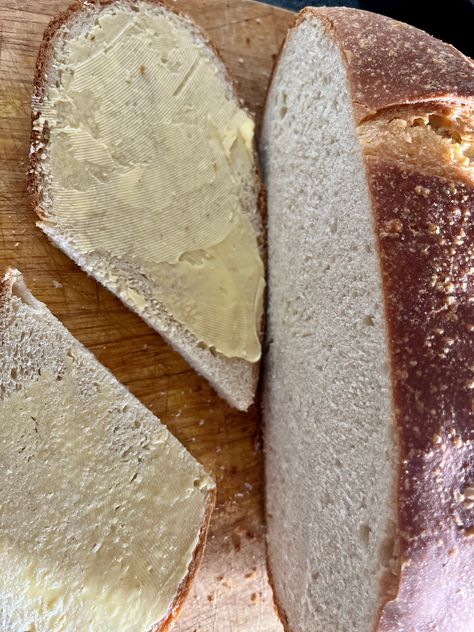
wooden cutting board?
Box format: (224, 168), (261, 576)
(0, 1), (293, 630)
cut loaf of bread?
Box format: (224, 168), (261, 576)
(28, 0), (265, 411)
(0, 269), (215, 632)
(261, 8), (474, 632)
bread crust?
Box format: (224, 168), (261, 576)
(298, 7), (474, 124)
(27, 0), (266, 411)
(1, 268), (216, 632)
(264, 546), (291, 632)
(154, 487), (216, 632)
(264, 8), (474, 632)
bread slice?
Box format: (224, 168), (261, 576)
(261, 8), (474, 632)
(0, 268), (215, 632)
(28, 0), (265, 411)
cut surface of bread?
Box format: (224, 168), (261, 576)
(261, 16), (397, 632)
(261, 7), (474, 632)
(0, 269), (215, 632)
(29, 0), (265, 411)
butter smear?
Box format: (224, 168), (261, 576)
(38, 6), (264, 361)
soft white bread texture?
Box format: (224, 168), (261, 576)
(28, 0), (264, 411)
(261, 7), (474, 632)
(261, 15), (397, 632)
(0, 269), (215, 632)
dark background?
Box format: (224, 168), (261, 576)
(264, 0), (474, 58)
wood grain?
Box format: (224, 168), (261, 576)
(0, 1), (294, 630)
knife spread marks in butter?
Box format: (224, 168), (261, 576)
(1, 362), (213, 631)
(38, 6), (264, 361)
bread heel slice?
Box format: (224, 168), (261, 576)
(261, 7), (474, 632)
(28, 0), (266, 411)
(0, 268), (215, 631)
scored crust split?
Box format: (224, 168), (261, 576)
(261, 7), (474, 632)
(27, 0), (266, 412)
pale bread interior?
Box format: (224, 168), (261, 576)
(31, 0), (263, 411)
(261, 17), (398, 632)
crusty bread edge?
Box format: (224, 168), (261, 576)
(153, 486), (216, 632)
(27, 0), (267, 412)
(258, 12), (297, 632)
(1, 268), (216, 632)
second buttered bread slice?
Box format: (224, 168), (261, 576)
(28, 0), (265, 411)
(0, 269), (215, 631)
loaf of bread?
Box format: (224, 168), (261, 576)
(28, 0), (265, 411)
(261, 8), (474, 631)
(0, 268), (215, 631)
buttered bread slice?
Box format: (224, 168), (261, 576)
(29, 0), (265, 411)
(0, 269), (215, 632)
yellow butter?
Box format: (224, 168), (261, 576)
(41, 6), (264, 361)
(0, 364), (212, 631)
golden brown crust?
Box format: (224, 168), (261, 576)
(298, 7), (474, 124)
(370, 163), (474, 632)
(27, 0), (265, 409)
